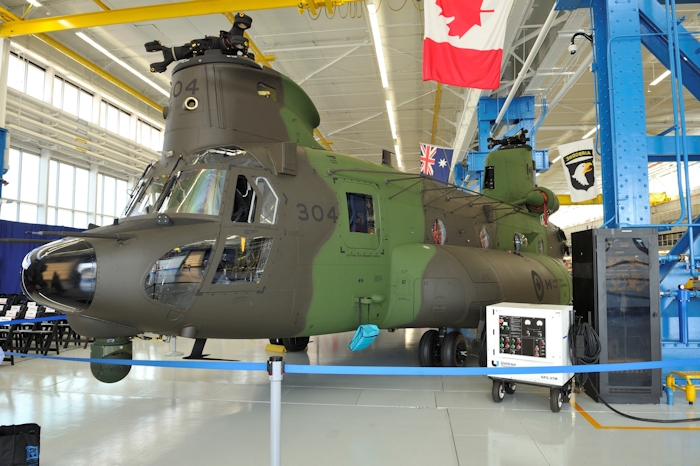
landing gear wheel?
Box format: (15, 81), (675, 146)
(478, 332), (487, 367)
(418, 330), (441, 367)
(562, 382), (572, 403)
(492, 380), (505, 403)
(282, 337), (309, 352)
(504, 382), (516, 394)
(441, 331), (468, 367)
(269, 338), (282, 345)
(550, 387), (563, 413)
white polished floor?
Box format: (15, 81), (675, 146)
(2, 329), (699, 466)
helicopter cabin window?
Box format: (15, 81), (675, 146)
(232, 175), (257, 222)
(347, 193), (375, 234)
(255, 177), (278, 224)
(211, 236), (273, 285)
(158, 168), (226, 216)
(145, 239), (215, 310)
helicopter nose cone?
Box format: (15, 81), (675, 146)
(21, 239), (97, 312)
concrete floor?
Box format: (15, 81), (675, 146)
(2, 329), (699, 466)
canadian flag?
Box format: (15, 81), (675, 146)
(423, 0), (513, 90)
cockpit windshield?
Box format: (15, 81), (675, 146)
(158, 168), (227, 216)
(191, 146), (263, 168)
(123, 175), (167, 218)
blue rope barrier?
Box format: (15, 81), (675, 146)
(3, 351), (266, 371)
(0, 315), (67, 325)
(4, 351), (700, 377)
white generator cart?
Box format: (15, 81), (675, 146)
(486, 303), (575, 412)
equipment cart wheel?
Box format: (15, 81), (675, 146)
(562, 382), (572, 403)
(550, 387), (563, 412)
(492, 380), (506, 403)
(504, 382), (517, 394)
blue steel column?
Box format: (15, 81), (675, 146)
(591, 0), (650, 227)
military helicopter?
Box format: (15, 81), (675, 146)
(20, 13), (572, 383)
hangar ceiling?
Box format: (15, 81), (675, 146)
(0, 0), (698, 207)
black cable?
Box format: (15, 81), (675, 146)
(568, 320), (700, 424)
(587, 382), (700, 424)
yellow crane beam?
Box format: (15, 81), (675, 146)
(0, 6), (162, 112)
(430, 83), (442, 145)
(556, 194), (603, 206)
(1, 0), (361, 38)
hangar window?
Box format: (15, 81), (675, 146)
(347, 193), (375, 234)
(211, 236), (273, 285)
(53, 77), (93, 121)
(232, 175), (256, 222)
(145, 239), (215, 310)
(96, 174), (129, 226)
(100, 101), (131, 139)
(159, 168), (227, 216)
(47, 160), (90, 229)
(0, 148), (40, 224)
(136, 119), (163, 152)
(7, 53), (45, 101)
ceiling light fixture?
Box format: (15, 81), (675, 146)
(367, 3), (389, 90)
(76, 32), (170, 98)
(650, 69), (671, 86)
(582, 126), (598, 139)
(27, 0), (42, 7)
(394, 144), (403, 168)
(551, 155), (562, 164)
(386, 99), (397, 139)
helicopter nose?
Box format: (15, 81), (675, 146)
(21, 239), (97, 312)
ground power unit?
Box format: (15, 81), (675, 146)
(486, 302), (574, 412)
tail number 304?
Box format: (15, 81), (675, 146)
(297, 203), (338, 223)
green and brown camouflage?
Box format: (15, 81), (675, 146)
(21, 42), (572, 380)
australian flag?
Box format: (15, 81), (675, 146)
(420, 143), (454, 183)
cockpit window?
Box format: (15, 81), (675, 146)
(191, 146), (263, 168)
(145, 239), (215, 310)
(158, 168), (226, 216)
(255, 177), (278, 224)
(211, 236), (273, 285)
(125, 176), (167, 217)
(232, 175), (257, 222)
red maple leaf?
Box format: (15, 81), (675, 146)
(436, 0), (495, 38)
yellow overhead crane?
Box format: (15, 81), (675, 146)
(0, 0), (361, 37)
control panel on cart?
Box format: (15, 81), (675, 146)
(486, 302), (575, 412)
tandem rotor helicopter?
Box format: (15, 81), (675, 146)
(21, 13), (572, 383)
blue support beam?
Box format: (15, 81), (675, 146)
(557, 0), (700, 10)
(647, 135), (700, 161)
(591, 0), (651, 227)
(477, 96), (536, 151)
(639, 0), (700, 102)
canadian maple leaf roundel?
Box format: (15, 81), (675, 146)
(436, 0), (495, 38)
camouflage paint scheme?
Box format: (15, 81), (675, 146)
(21, 52), (571, 347)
